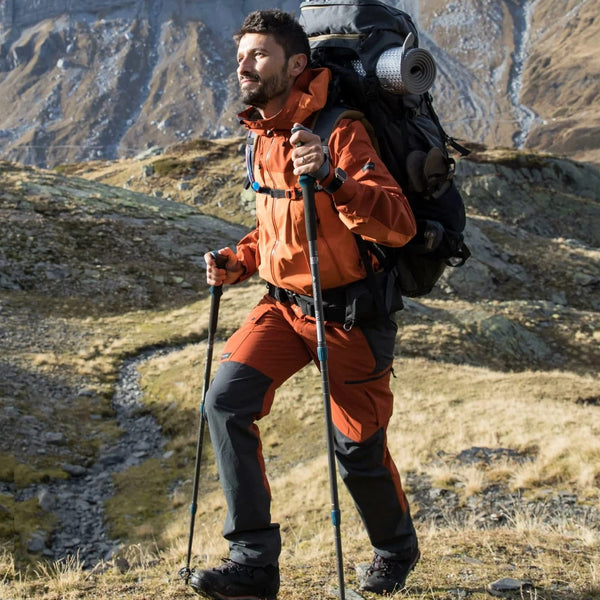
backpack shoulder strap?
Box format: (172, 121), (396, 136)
(313, 106), (380, 157)
(313, 105), (397, 318)
(245, 130), (257, 188)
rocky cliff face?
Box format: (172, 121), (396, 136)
(0, 0), (598, 168)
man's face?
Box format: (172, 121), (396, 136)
(237, 33), (295, 112)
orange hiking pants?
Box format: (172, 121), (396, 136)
(204, 293), (417, 567)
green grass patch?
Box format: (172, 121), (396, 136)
(0, 454), (16, 482)
(14, 461), (69, 488)
(104, 458), (175, 543)
(53, 162), (87, 176)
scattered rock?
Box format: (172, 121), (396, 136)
(114, 556), (130, 573)
(135, 147), (164, 161)
(0, 271), (22, 290)
(42, 431), (65, 445)
(455, 447), (531, 466)
(37, 488), (55, 511)
(465, 313), (552, 362)
(142, 164), (155, 177)
(487, 577), (533, 597)
(62, 463), (88, 478)
(27, 531), (47, 553)
(406, 470), (600, 533)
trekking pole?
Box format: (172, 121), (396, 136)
(179, 251), (228, 584)
(294, 127), (347, 600)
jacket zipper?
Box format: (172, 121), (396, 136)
(263, 137), (280, 282)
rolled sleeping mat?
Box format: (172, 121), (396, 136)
(352, 33), (437, 95)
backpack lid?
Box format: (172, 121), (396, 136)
(299, 0), (419, 73)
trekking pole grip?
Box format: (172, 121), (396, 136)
(209, 251), (228, 297)
(291, 125), (319, 242)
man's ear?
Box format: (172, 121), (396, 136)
(288, 53), (308, 77)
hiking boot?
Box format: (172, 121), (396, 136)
(358, 549), (420, 594)
(189, 559), (279, 600)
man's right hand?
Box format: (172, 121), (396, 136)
(204, 248), (244, 287)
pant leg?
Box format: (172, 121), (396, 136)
(320, 317), (418, 559)
(333, 427), (417, 559)
(204, 297), (311, 567)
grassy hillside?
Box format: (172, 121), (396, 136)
(1, 142), (599, 599)
(2, 279), (599, 599)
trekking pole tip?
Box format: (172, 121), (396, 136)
(178, 566), (192, 583)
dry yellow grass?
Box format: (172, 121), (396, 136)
(3, 279), (599, 599)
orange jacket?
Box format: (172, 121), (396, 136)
(235, 68), (416, 295)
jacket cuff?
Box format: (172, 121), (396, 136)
(314, 156), (331, 182)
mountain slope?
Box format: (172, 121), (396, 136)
(0, 0), (598, 167)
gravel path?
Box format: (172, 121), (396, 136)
(16, 349), (172, 566)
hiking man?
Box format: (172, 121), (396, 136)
(193, 9), (419, 599)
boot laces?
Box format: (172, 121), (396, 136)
(369, 553), (392, 575)
(216, 559), (255, 576)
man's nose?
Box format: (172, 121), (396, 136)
(237, 55), (252, 74)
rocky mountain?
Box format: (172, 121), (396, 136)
(0, 0), (598, 168)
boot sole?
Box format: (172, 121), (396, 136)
(193, 591), (276, 600)
(190, 578), (277, 600)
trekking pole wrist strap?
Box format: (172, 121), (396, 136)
(313, 155), (331, 182)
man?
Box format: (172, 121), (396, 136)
(192, 9), (419, 600)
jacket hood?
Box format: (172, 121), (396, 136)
(238, 68), (331, 132)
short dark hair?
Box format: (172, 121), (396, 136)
(234, 9), (311, 60)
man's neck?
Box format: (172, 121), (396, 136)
(256, 95), (288, 119)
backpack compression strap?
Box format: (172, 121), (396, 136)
(423, 94), (470, 157)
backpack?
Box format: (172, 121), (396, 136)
(298, 0), (471, 302)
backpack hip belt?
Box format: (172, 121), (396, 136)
(268, 282), (349, 324)
(267, 272), (402, 330)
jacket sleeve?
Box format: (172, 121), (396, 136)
(233, 226), (260, 283)
(325, 118), (416, 247)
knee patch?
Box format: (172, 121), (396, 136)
(205, 361), (273, 418)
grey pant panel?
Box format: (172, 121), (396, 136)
(204, 360), (281, 567)
(334, 427), (418, 560)
(359, 317), (398, 375)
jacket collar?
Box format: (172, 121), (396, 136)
(238, 68), (331, 133)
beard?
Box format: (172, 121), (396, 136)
(239, 65), (290, 109)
